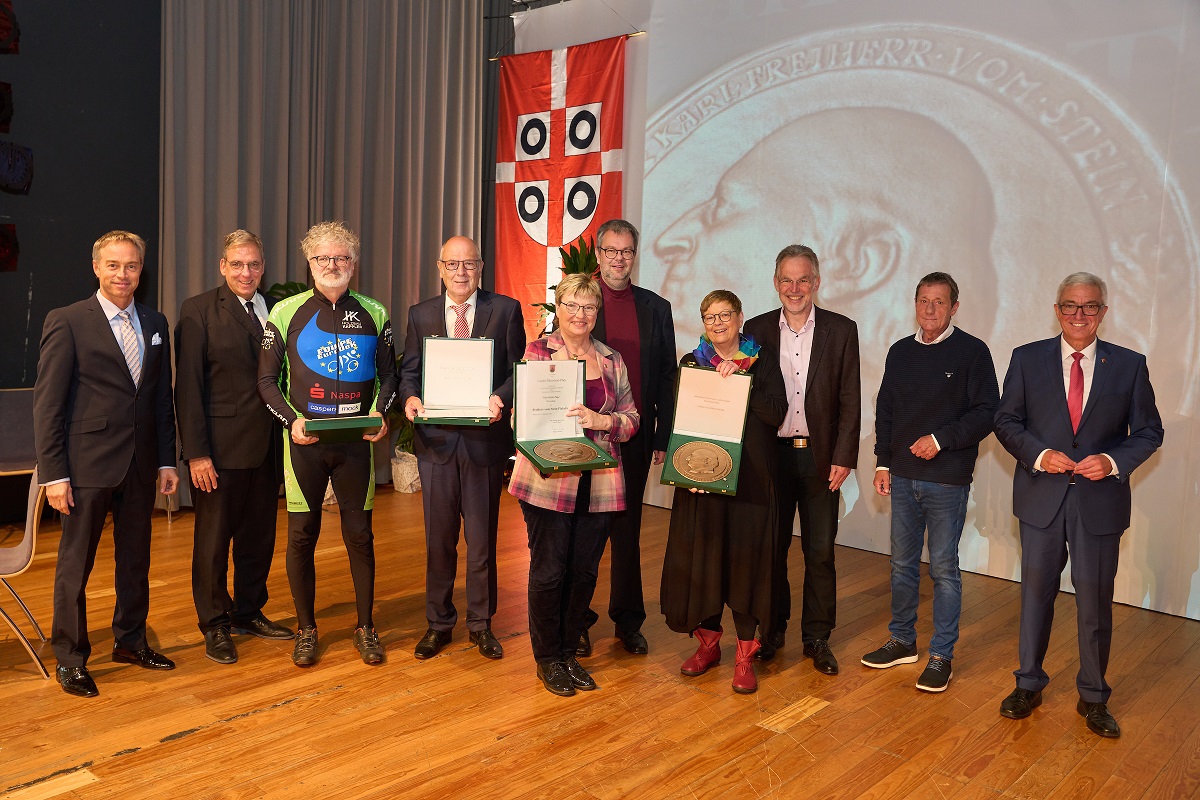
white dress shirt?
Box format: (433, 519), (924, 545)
(776, 309), (815, 437)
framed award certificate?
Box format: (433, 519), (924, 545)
(513, 359), (617, 474)
(415, 336), (494, 426)
(660, 363), (753, 495)
(304, 414), (383, 443)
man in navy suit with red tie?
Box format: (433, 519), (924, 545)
(34, 231), (180, 697)
(401, 235), (525, 661)
(994, 272), (1163, 738)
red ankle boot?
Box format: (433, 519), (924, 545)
(733, 638), (761, 693)
(680, 627), (722, 676)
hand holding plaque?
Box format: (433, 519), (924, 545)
(660, 364), (753, 495)
(514, 359), (616, 473)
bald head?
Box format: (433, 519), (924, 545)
(438, 235), (483, 304)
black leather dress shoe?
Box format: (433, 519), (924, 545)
(469, 628), (504, 659)
(536, 661), (576, 697)
(755, 630), (785, 662)
(999, 687), (1043, 719)
(804, 639), (839, 675)
(56, 665), (99, 697)
(414, 628), (452, 660)
(1077, 699), (1121, 738)
(204, 627), (238, 664)
(231, 613), (296, 640)
(576, 629), (593, 658)
(113, 646), (176, 670)
(563, 656), (598, 690)
(617, 628), (648, 655)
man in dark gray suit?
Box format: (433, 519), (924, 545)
(400, 235), (526, 661)
(994, 272), (1162, 738)
(743, 244), (860, 675)
(34, 230), (179, 697)
(175, 229), (293, 666)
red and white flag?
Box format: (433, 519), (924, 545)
(495, 35), (626, 341)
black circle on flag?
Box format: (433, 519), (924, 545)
(521, 118), (547, 157)
(566, 181), (597, 221)
(518, 186), (545, 223)
(569, 110), (597, 150)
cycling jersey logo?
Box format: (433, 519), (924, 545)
(296, 314), (378, 383)
(261, 328), (276, 350)
(310, 384), (325, 399)
(307, 402), (337, 415)
(338, 403), (362, 414)
(342, 310), (362, 329)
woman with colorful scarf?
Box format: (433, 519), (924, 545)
(659, 290), (787, 693)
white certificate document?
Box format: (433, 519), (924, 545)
(516, 359), (584, 441)
(421, 337), (493, 418)
(672, 366), (752, 443)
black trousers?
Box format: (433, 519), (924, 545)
(521, 490), (613, 663)
(285, 439), (375, 629)
(418, 439), (504, 633)
(190, 450), (279, 632)
(769, 443), (840, 644)
(52, 461), (156, 667)
(585, 427), (650, 634)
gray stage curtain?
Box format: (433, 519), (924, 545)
(160, 0), (484, 330)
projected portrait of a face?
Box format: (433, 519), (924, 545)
(653, 107), (997, 371)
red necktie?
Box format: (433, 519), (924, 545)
(1068, 352), (1084, 432)
(452, 303), (469, 339)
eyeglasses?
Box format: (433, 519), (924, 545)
(776, 277), (814, 290)
(1057, 302), (1104, 316)
(559, 301), (599, 317)
(309, 255), (353, 268)
(598, 247), (636, 260)
(439, 259), (481, 272)
(702, 310), (735, 325)
(226, 260), (263, 272)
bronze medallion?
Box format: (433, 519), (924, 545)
(533, 440), (599, 464)
(673, 441), (733, 483)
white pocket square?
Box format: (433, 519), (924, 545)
(151, 332), (162, 345)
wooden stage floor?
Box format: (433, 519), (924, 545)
(1, 487), (1198, 799)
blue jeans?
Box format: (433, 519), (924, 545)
(887, 476), (969, 660)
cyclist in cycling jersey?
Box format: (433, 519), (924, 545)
(257, 221), (398, 668)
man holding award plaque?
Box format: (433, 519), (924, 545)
(400, 235), (525, 661)
(743, 244), (861, 675)
(257, 221), (398, 668)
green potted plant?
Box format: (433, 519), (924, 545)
(533, 234), (598, 333)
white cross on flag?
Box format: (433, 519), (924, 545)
(495, 35), (626, 341)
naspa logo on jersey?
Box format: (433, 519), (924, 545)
(342, 310), (363, 330)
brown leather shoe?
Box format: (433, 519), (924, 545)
(112, 646), (176, 670)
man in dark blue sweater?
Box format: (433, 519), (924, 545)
(863, 272), (999, 692)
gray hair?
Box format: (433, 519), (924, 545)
(596, 219), (639, 252)
(774, 244), (820, 277)
(1057, 272), (1107, 306)
(301, 221), (360, 263)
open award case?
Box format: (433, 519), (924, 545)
(414, 336), (493, 426)
(513, 358), (617, 474)
(304, 414), (383, 444)
(660, 363), (753, 495)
